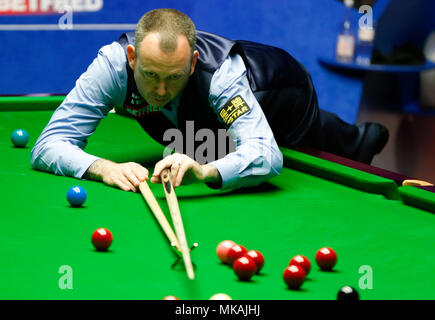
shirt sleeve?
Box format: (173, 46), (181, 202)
(30, 42), (128, 178)
(208, 54), (283, 190)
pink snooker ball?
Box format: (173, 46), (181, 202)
(216, 240), (237, 264)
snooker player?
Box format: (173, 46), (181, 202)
(31, 8), (388, 192)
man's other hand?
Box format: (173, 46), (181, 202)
(84, 159), (149, 192)
(151, 153), (219, 187)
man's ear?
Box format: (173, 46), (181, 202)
(190, 50), (199, 76)
(127, 44), (136, 70)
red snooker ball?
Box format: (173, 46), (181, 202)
(283, 265), (306, 290)
(216, 240), (237, 264)
(227, 244), (248, 265)
(315, 247), (337, 271)
(92, 228), (113, 251)
(244, 250), (265, 274)
(289, 255), (311, 275)
(233, 256), (257, 281)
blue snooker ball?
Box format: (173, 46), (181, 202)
(67, 186), (87, 207)
(11, 129), (29, 147)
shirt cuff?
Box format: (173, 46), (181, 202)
(77, 154), (101, 179)
(208, 156), (241, 190)
(36, 140), (102, 179)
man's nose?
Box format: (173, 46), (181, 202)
(156, 81), (167, 96)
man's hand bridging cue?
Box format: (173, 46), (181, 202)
(85, 159), (149, 192)
(151, 153), (220, 187)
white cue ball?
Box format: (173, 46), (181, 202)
(209, 293), (232, 300)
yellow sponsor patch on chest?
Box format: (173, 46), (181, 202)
(218, 95), (251, 127)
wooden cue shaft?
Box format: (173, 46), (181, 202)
(139, 180), (181, 252)
(160, 168), (195, 280)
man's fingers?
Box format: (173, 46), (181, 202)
(124, 170), (141, 191)
(170, 162), (181, 186)
(133, 163), (149, 181)
(152, 154), (182, 181)
(175, 162), (190, 187)
(123, 163), (150, 191)
(150, 176), (160, 184)
(118, 175), (136, 192)
(152, 160), (168, 180)
(116, 179), (132, 192)
(101, 162), (150, 192)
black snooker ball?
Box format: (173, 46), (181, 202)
(337, 286), (359, 300)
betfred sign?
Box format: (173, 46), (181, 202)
(0, 0), (103, 14)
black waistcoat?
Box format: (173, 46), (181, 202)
(117, 30), (319, 152)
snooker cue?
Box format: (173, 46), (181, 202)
(160, 168), (195, 280)
(139, 180), (182, 252)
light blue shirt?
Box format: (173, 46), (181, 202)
(31, 41), (283, 190)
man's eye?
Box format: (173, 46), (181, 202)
(170, 74), (182, 80)
(144, 72), (156, 78)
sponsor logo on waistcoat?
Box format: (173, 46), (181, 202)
(0, 0), (104, 14)
(124, 93), (162, 118)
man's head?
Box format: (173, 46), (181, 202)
(127, 9), (199, 107)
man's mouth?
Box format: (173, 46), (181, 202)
(154, 97), (166, 103)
